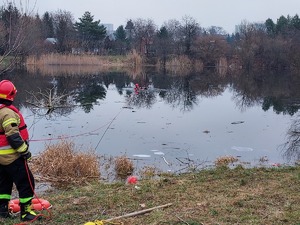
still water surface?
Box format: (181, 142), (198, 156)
(4, 68), (300, 172)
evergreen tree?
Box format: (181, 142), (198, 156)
(291, 14), (300, 30)
(74, 11), (106, 52)
(0, 3), (21, 51)
(125, 19), (134, 50)
(42, 12), (54, 38)
(265, 18), (276, 37)
(156, 26), (171, 66)
(114, 25), (127, 54)
(115, 25), (126, 41)
(276, 15), (289, 34)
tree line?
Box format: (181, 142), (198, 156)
(1, 1), (300, 72)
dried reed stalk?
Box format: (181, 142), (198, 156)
(214, 155), (238, 167)
(30, 140), (100, 187)
(114, 155), (134, 179)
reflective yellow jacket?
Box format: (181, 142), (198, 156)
(0, 105), (28, 165)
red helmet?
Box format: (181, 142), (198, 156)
(0, 80), (17, 101)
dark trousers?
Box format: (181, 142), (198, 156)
(0, 157), (34, 201)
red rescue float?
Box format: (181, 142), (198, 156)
(9, 198), (51, 213)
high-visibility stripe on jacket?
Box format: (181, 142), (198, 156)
(0, 104), (29, 151)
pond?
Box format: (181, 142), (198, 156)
(3, 67), (300, 173)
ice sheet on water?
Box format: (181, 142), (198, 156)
(231, 146), (254, 152)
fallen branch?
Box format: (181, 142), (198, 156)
(106, 203), (173, 221)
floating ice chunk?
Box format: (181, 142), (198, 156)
(133, 154), (151, 158)
(154, 152), (165, 155)
(231, 121), (245, 124)
(231, 146), (253, 152)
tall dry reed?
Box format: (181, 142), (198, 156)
(114, 155), (134, 179)
(30, 140), (100, 187)
(125, 50), (143, 67)
(26, 53), (129, 66)
(164, 55), (202, 75)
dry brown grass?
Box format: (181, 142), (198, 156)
(166, 55), (192, 69)
(25, 53), (144, 76)
(215, 155), (239, 167)
(26, 53), (143, 67)
(5, 142), (299, 225)
(26, 54), (128, 66)
(114, 155), (134, 179)
(138, 166), (158, 179)
(164, 55), (204, 75)
(125, 49), (143, 67)
(30, 140), (100, 187)
(10, 165), (298, 225)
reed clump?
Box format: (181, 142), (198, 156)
(215, 155), (239, 168)
(139, 166), (158, 179)
(30, 140), (100, 187)
(125, 50), (143, 67)
(164, 55), (203, 75)
(114, 155), (134, 179)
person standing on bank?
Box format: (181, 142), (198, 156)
(0, 80), (40, 221)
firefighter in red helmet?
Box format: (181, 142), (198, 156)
(0, 80), (40, 221)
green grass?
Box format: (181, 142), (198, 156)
(2, 165), (299, 225)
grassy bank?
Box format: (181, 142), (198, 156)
(3, 165), (299, 225)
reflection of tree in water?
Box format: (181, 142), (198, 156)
(231, 71), (300, 115)
(126, 89), (156, 108)
(262, 96), (300, 116)
(281, 113), (300, 161)
(74, 82), (107, 113)
(102, 72), (131, 95)
(197, 84), (225, 98)
(231, 88), (262, 112)
(230, 76), (264, 112)
(163, 79), (198, 112)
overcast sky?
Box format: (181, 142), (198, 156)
(4, 0), (300, 33)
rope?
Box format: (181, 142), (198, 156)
(29, 121), (111, 142)
(94, 108), (123, 150)
(29, 107), (124, 145)
(14, 159), (52, 225)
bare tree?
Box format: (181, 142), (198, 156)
(163, 19), (181, 42)
(235, 20), (268, 70)
(193, 35), (229, 67)
(162, 19), (181, 55)
(206, 26), (227, 35)
(180, 15), (200, 56)
(132, 18), (157, 56)
(0, 0), (36, 73)
(51, 10), (75, 53)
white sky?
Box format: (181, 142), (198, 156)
(4, 0), (300, 33)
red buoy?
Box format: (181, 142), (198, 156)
(127, 175), (138, 184)
(9, 198), (52, 213)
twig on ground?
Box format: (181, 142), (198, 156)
(175, 215), (190, 224)
(106, 203), (173, 221)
